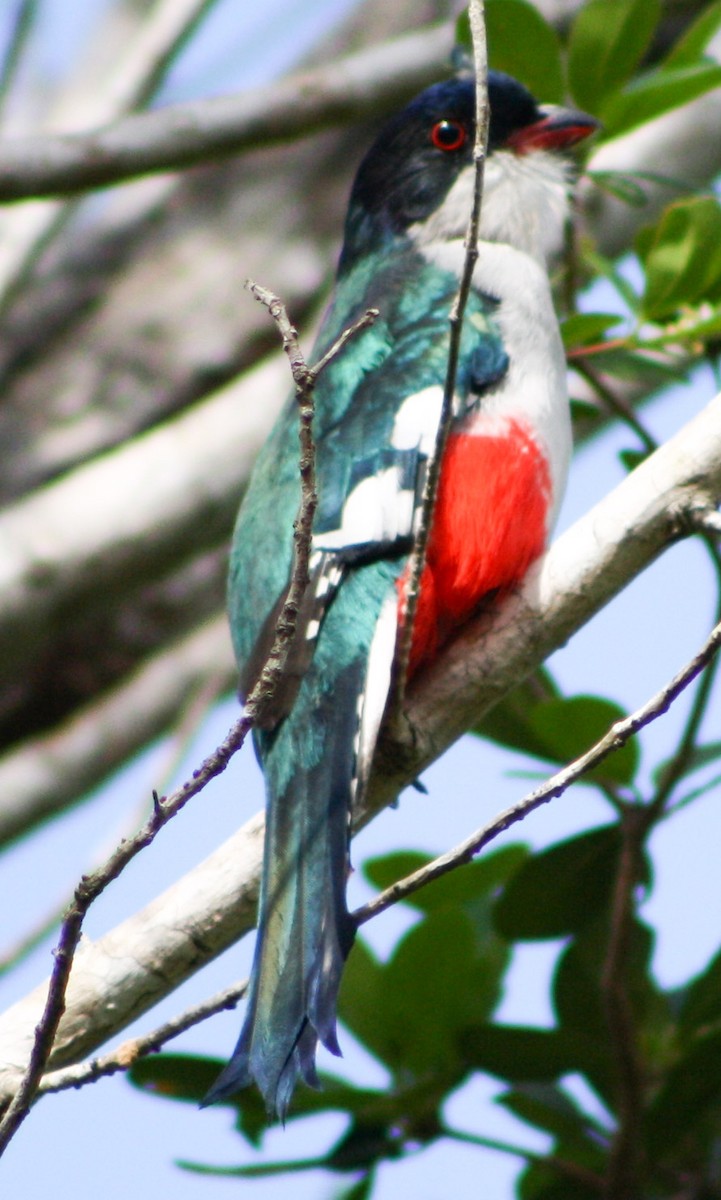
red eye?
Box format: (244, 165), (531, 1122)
(431, 119), (467, 152)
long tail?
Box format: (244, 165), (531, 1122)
(203, 658), (364, 1117)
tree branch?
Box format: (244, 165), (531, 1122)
(0, 0), (222, 311)
(37, 978), (247, 1098)
(0, 277), (316, 1152)
(0, 616), (234, 850)
(0, 25), (452, 201)
(0, 706), (257, 1153)
(355, 615), (721, 925)
(1, 5), (719, 791)
(1, 390), (720, 1107)
(0, 808), (265, 1105)
(0, 285), (377, 1148)
(0, 355), (286, 683)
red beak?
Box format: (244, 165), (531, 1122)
(507, 105), (600, 154)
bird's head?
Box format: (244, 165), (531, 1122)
(340, 71), (598, 271)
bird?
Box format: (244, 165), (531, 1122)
(204, 69), (598, 1118)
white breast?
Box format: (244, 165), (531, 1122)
(422, 238), (572, 529)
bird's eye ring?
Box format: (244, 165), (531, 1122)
(430, 119), (467, 152)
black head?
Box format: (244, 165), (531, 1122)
(340, 72), (597, 270)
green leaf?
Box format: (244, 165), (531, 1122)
(327, 1123), (407, 1172)
(338, 937), (394, 1067)
(343, 890), (512, 1078)
(602, 63), (721, 138)
(641, 307), (721, 350)
(479, 687), (640, 786)
(362, 850), (429, 901)
(677, 947), (721, 1037)
(551, 926), (617, 1107)
(567, 0), (661, 113)
(517, 1158), (600, 1200)
(663, 0), (721, 68)
(379, 907), (509, 1075)
(639, 196), (721, 319)
(461, 1024), (575, 1082)
(347, 847), (527, 1078)
(474, 667), (561, 759)
(130, 1053), (270, 1144)
(673, 770), (721, 811)
(485, 0), (564, 102)
(553, 925), (607, 1037)
(454, 11), (471, 50)
(645, 1031), (721, 1157)
(619, 448), (650, 472)
(554, 914), (667, 1108)
(588, 169), (658, 208)
(493, 825), (622, 940)
(500, 1081), (607, 1154)
(569, 398), (602, 424)
(588, 346), (686, 387)
(130, 1052), (397, 1145)
(130, 1053), (219, 1104)
(527, 695), (640, 786)
(582, 247), (642, 314)
(561, 312), (624, 351)
(178, 1081), (411, 1176)
(363, 844), (528, 915)
(334, 1175), (375, 1200)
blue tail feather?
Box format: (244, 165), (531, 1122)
(203, 658), (363, 1117)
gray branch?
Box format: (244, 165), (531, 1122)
(0, 25), (452, 200)
(0, 616), (234, 848)
(1, 388), (720, 1103)
(1, 0), (720, 866)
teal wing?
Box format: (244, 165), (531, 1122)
(209, 245), (508, 1115)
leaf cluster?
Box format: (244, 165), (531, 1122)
(460, 0), (721, 416)
(132, 798), (721, 1196)
(132, 620), (721, 1195)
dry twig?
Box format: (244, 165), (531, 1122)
(394, 0), (490, 697)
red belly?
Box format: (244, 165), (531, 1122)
(400, 418), (552, 673)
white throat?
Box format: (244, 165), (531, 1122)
(480, 148), (572, 263)
(409, 148), (573, 266)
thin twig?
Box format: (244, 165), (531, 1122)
(1, 397), (720, 1094)
(243, 283), (377, 719)
(0, 285), (374, 1154)
(181, 1125), (604, 1184)
(573, 357), (657, 454)
(444, 1126), (605, 1191)
(38, 979), (247, 1097)
(179, 1154), (341, 1178)
(0, 722), (248, 1152)
(354, 616), (721, 927)
(0, 666), (229, 978)
(393, 0), (489, 698)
